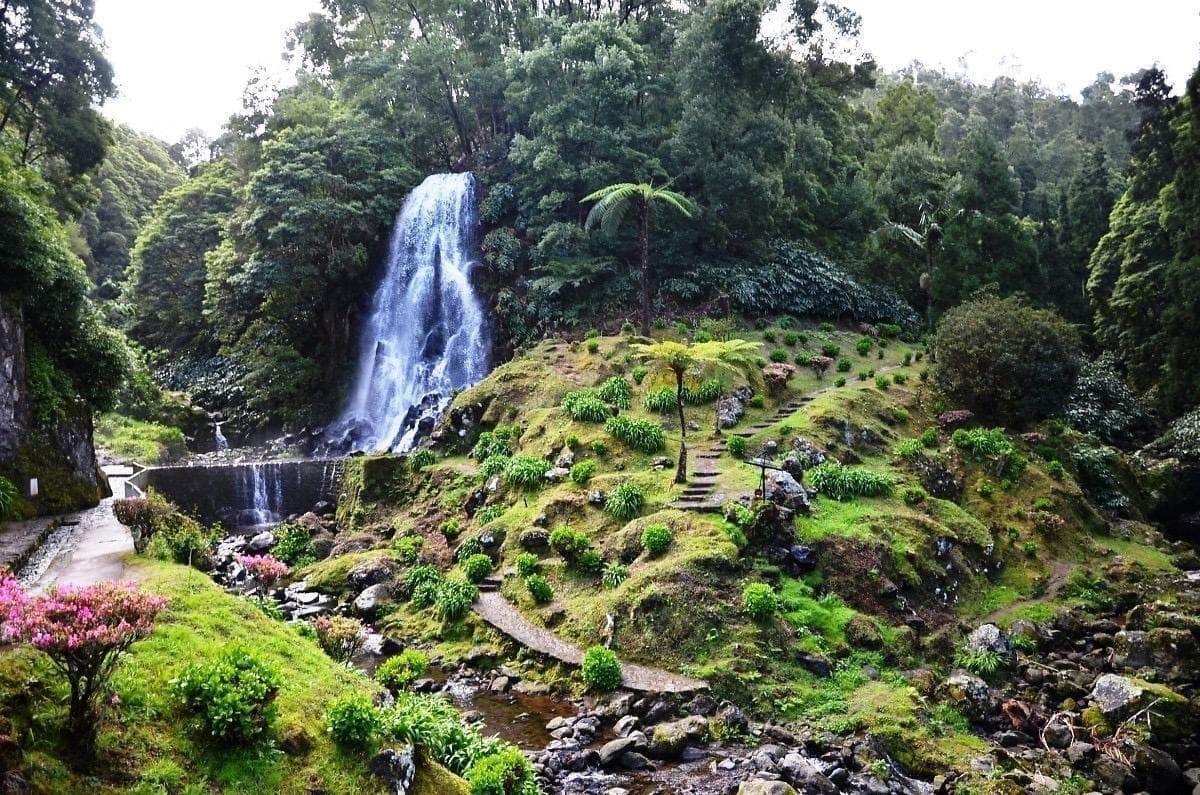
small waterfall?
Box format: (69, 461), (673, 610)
(328, 172), (492, 453)
(213, 422), (229, 452)
(239, 462), (280, 526)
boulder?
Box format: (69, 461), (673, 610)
(348, 555), (395, 589)
(1089, 674), (1197, 740)
(763, 363), (795, 395)
(737, 781), (798, 795)
(519, 529), (550, 551)
(555, 451), (575, 469)
(714, 702), (749, 733)
(942, 671), (995, 722)
(246, 531), (275, 553)
(597, 737), (637, 767)
(544, 467), (570, 484)
(764, 470), (811, 514)
(717, 396), (746, 429)
(845, 615), (884, 649)
(647, 715), (708, 758)
(295, 512), (324, 532)
(368, 746), (416, 795)
(964, 624), (1014, 661)
(780, 752), (837, 794)
(353, 583), (391, 615)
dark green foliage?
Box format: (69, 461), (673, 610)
(549, 526), (592, 562)
(0, 477), (18, 520)
(856, 337), (873, 356)
(893, 439), (922, 459)
(472, 427), (518, 460)
(602, 561), (629, 589)
(682, 379), (722, 405)
(920, 427), (939, 448)
(503, 455), (551, 490)
(952, 428), (1013, 457)
(525, 574), (553, 603)
(605, 482), (645, 520)
(1064, 355), (1155, 447)
(455, 536), (485, 562)
(762, 330), (777, 343)
(643, 388), (677, 414)
(515, 553), (539, 577)
(742, 583), (779, 622)
(837, 357), (852, 372)
(1072, 446), (1132, 513)
(581, 646), (621, 692)
(598, 376), (632, 408)
(325, 692), (381, 748)
(955, 648), (1004, 679)
(271, 523), (318, 568)
(172, 647), (281, 743)
(434, 579), (478, 622)
(409, 448), (436, 471)
(605, 416), (666, 453)
(900, 486), (927, 505)
(809, 463), (894, 501)
(570, 460), (597, 485)
(640, 523), (673, 556)
(727, 436), (748, 458)
(562, 389), (612, 422)
(475, 504), (505, 524)
(480, 455), (508, 477)
(404, 565), (443, 604)
(769, 348), (789, 363)
(574, 550), (603, 575)
(934, 294), (1081, 426)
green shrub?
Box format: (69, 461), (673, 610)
(903, 352), (912, 366)
(605, 416), (666, 453)
(682, 378), (722, 405)
(877, 349), (885, 359)
(783, 331), (800, 346)
(549, 526), (592, 561)
(769, 348), (789, 363)
(515, 552), (539, 577)
(955, 648), (1004, 679)
(821, 344), (840, 358)
(856, 337), (873, 356)
(409, 448), (436, 471)
(271, 523), (317, 567)
(438, 519), (462, 538)
(472, 428), (516, 460)
(325, 692), (381, 748)
(581, 646), (621, 691)
(503, 455), (551, 490)
(476, 504), (505, 525)
(727, 436), (748, 457)
(586, 339), (600, 354)
(602, 561), (629, 589)
(952, 428), (1013, 457)
(565, 434), (580, 449)
(375, 649), (429, 690)
(900, 486), (927, 505)
(742, 583), (779, 622)
(919, 427), (939, 448)
(640, 523), (673, 556)
(747, 394), (765, 409)
(460, 553), (494, 583)
(777, 316), (797, 329)
(562, 389), (611, 422)
(146, 513), (219, 569)
(1033, 497), (1055, 511)
(570, 460), (597, 485)
(808, 463), (893, 501)
(1023, 541), (1039, 557)
(584, 328), (600, 340)
(818, 322), (834, 332)
(893, 373), (908, 385)
(1046, 460), (1065, 480)
(892, 408), (909, 423)
(834, 376), (846, 387)
(762, 330), (777, 343)
(314, 616), (367, 662)
(875, 376), (890, 391)
(631, 365), (648, 384)
(479, 455), (508, 477)
(643, 387), (677, 413)
(977, 481), (994, 498)
(934, 294), (1081, 425)
(879, 323), (901, 338)
(836, 357), (851, 372)
(431, 579), (478, 622)
(598, 376), (632, 409)
(455, 536), (485, 561)
(894, 439), (922, 458)
(755, 357), (767, 368)
(466, 747), (534, 795)
(172, 647), (281, 743)
(793, 351), (813, 366)
(525, 574), (553, 603)
(394, 534), (424, 564)
(405, 565), (442, 601)
(857, 370), (870, 382)
(590, 439), (608, 457)
(605, 482), (645, 520)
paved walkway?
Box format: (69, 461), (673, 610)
(473, 591), (707, 693)
(33, 496), (134, 592)
(0, 515), (60, 573)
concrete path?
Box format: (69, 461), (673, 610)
(0, 515), (61, 573)
(473, 591), (708, 693)
(33, 496), (134, 592)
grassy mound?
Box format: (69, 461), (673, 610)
(0, 558), (467, 795)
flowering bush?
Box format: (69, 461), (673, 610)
(0, 578), (166, 753)
(237, 554), (289, 588)
(313, 615), (367, 663)
(808, 355), (834, 378)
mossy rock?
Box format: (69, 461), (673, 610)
(845, 614), (884, 649)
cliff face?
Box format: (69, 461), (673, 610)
(0, 298), (108, 517)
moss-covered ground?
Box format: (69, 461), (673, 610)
(0, 557), (466, 794)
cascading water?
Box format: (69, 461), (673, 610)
(238, 462), (282, 526)
(213, 422), (229, 452)
(328, 172), (491, 453)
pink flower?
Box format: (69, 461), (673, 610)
(110, 693), (121, 706)
(237, 554), (289, 587)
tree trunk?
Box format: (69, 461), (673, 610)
(674, 368), (688, 484)
(639, 199), (651, 335)
(924, 244), (936, 331)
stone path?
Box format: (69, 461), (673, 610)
(0, 514), (62, 573)
(473, 590), (708, 693)
(32, 496), (134, 592)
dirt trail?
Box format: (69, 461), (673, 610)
(473, 591), (708, 693)
(985, 559), (1073, 624)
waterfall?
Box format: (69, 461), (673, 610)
(239, 462), (280, 526)
(213, 422), (228, 452)
(329, 172), (491, 453)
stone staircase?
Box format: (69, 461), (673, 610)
(672, 395), (815, 512)
(478, 576), (502, 594)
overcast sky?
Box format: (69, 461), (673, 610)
(95, 0), (1200, 143)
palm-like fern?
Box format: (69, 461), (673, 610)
(582, 181), (696, 334)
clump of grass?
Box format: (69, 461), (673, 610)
(809, 463), (893, 501)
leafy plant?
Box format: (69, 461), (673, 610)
(643, 387), (677, 413)
(581, 646), (621, 691)
(503, 455), (551, 490)
(892, 373), (908, 385)
(977, 481), (994, 498)
(952, 427), (1013, 457)
(820, 343), (840, 358)
(1046, 460), (1065, 480)
(409, 448), (436, 471)
(605, 482), (645, 520)
(808, 463), (893, 501)
(460, 553), (494, 583)
(894, 439), (922, 458)
(875, 375), (890, 390)
(605, 416), (666, 453)
(172, 647), (281, 743)
(900, 486), (927, 505)
(598, 376), (632, 408)
(742, 583), (779, 622)
(405, 565), (442, 604)
(586, 339), (600, 354)
(783, 331), (800, 346)
(325, 692), (381, 748)
(727, 436), (748, 457)
(834, 376), (846, 387)
(569, 460), (597, 485)
(313, 615), (367, 662)
(640, 523), (673, 556)
(856, 337), (873, 356)
(762, 330), (777, 343)
(837, 357), (851, 372)
(602, 561), (629, 589)
(480, 455), (508, 477)
(574, 550), (602, 575)
(472, 428), (516, 461)
(549, 526), (592, 561)
(515, 553), (539, 577)
(375, 649), (430, 691)
(271, 523), (317, 567)
(434, 579), (478, 622)
(476, 504), (505, 525)
(589, 439), (608, 457)
(955, 648), (1004, 679)
(769, 348), (789, 363)
(562, 389), (611, 422)
(466, 747), (535, 795)
(920, 427), (939, 448)
(0, 477), (19, 520)
(524, 574), (553, 603)
(631, 365), (648, 384)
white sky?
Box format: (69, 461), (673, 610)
(95, 0), (1200, 143)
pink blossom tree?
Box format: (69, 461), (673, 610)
(237, 554), (289, 589)
(0, 576), (166, 757)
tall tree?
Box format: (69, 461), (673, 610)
(582, 181), (695, 334)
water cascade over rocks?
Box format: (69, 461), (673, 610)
(328, 172), (491, 453)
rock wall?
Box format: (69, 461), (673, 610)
(0, 298), (108, 516)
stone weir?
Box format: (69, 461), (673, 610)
(129, 458), (344, 527)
